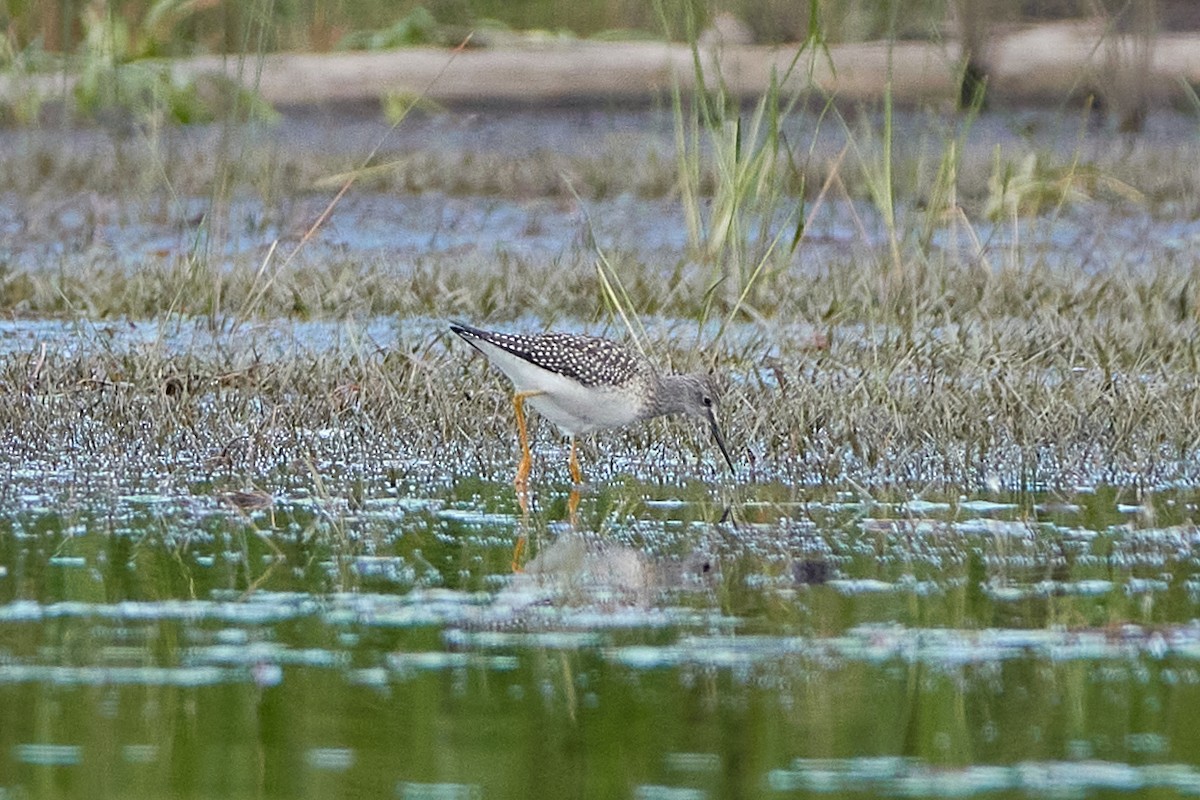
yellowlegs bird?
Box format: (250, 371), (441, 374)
(451, 322), (735, 487)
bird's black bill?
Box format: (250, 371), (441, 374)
(707, 411), (736, 475)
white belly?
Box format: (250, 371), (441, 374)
(471, 338), (645, 436)
(526, 383), (643, 437)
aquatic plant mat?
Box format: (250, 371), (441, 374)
(2, 106), (1200, 798)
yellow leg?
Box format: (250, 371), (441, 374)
(567, 486), (581, 525)
(568, 437), (584, 485)
(512, 390), (544, 489)
(510, 534), (527, 573)
(512, 480), (531, 573)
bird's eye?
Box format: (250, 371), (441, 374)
(702, 395), (713, 407)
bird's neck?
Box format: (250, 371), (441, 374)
(650, 374), (691, 416)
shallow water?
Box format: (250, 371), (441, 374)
(3, 475), (1200, 799)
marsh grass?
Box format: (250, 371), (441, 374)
(664, 0), (822, 322)
(2, 1), (1199, 512)
(3, 245), (1199, 500)
(6, 0), (951, 56)
(67, 1), (278, 127)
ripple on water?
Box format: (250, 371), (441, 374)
(767, 758), (1200, 795)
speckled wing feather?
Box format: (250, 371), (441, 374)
(451, 323), (644, 388)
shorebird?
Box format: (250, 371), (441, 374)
(450, 322), (735, 486)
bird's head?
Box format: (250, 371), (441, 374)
(666, 373), (735, 474)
